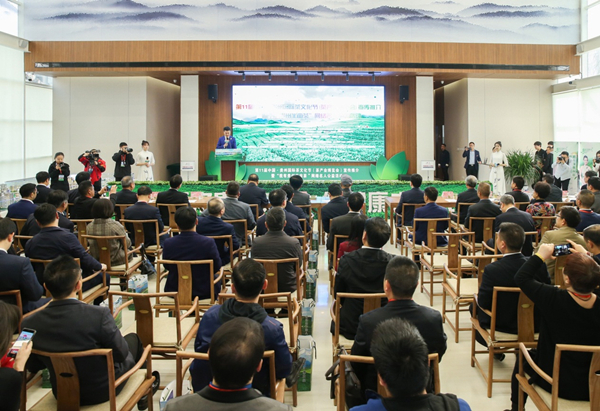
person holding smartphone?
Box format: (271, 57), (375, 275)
(135, 140), (155, 181)
(0, 301), (33, 411)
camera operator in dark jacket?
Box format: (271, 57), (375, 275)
(112, 142), (136, 182)
(78, 149), (106, 192)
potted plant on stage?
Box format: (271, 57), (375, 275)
(505, 150), (539, 189)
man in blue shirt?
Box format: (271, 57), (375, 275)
(462, 141), (482, 178)
(216, 126), (237, 149)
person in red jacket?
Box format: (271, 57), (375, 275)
(78, 149), (106, 192)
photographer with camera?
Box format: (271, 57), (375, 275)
(78, 149), (106, 193)
(48, 152), (70, 192)
(112, 142), (136, 182)
(553, 151), (572, 192)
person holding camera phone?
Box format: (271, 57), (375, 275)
(47, 152), (70, 192)
(112, 142), (136, 182)
(78, 149), (106, 192)
(135, 140), (155, 181)
(553, 151), (572, 192)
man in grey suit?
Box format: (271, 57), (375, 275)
(251, 207), (303, 294)
(326, 192), (364, 252)
(203, 182), (256, 245)
(165, 317), (291, 411)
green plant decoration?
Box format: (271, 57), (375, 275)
(236, 163), (247, 180)
(370, 151), (410, 180)
(205, 151), (247, 180)
(505, 149), (539, 187)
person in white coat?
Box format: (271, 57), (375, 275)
(136, 140), (155, 181)
(489, 141), (508, 197)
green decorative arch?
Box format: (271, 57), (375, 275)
(370, 151), (410, 180)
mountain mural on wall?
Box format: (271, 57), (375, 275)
(23, 0), (579, 44)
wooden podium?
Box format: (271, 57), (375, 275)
(220, 160), (237, 181)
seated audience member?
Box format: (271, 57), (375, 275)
(22, 255), (157, 409)
(33, 171), (52, 204)
(25, 204), (108, 293)
(526, 181), (556, 232)
(239, 174), (269, 216)
(576, 189), (600, 232)
(281, 184), (311, 233)
(162, 207), (222, 300)
(507, 245), (600, 411)
(67, 171), (90, 203)
(333, 217), (393, 339)
(541, 174), (563, 202)
(536, 206), (587, 282)
(6, 183), (37, 220)
(256, 189), (302, 237)
(0, 301), (33, 411)
(352, 257), (447, 395)
(189, 259), (292, 396)
(201, 182), (255, 246)
(581, 169), (597, 190)
(336, 214), (368, 270)
(413, 187), (449, 247)
(109, 175), (137, 220)
(505, 176), (530, 205)
(488, 194), (536, 256)
(327, 192), (364, 252)
(0, 219), (47, 313)
(72, 180), (117, 220)
(321, 183), (350, 234)
(197, 197), (239, 266)
(464, 182), (502, 243)
(289, 175), (311, 215)
(156, 174), (190, 225)
(124, 186), (166, 249)
(568, 224), (600, 265)
(589, 176), (600, 213)
(395, 174), (425, 227)
(454, 175), (479, 224)
(86, 199), (132, 267)
(172, 318), (291, 411)
(341, 174), (353, 199)
(476, 223), (550, 350)
(351, 318), (471, 411)
(21, 190), (74, 240)
(251, 207), (303, 293)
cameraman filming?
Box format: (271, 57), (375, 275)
(112, 142), (136, 182)
(553, 151), (572, 191)
(78, 149), (106, 192)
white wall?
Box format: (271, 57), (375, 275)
(416, 76), (434, 181)
(443, 79), (469, 182)
(180, 75), (199, 182)
(53, 77), (180, 181)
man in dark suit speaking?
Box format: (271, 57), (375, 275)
(462, 141), (482, 178)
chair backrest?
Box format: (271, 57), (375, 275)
(114, 203), (134, 221)
(468, 216), (496, 243)
(412, 217), (451, 248)
(13, 235), (33, 254)
(332, 292), (386, 346)
(247, 203), (260, 221)
(254, 258), (301, 297)
(456, 202), (476, 224)
(0, 289), (22, 315)
(422, 231), (473, 272)
(298, 218), (308, 234)
(10, 218), (27, 234)
(223, 219), (249, 246)
(205, 235), (235, 270)
(157, 203), (189, 231)
(489, 287), (535, 342)
(549, 202), (573, 212)
(332, 234), (350, 267)
(399, 203), (425, 227)
(157, 259), (219, 306)
(532, 216), (555, 239)
(81, 234), (128, 271)
(29, 258), (81, 288)
(553, 255), (569, 288)
(71, 219), (93, 247)
(515, 202), (530, 212)
(121, 219), (161, 248)
(296, 204), (312, 218)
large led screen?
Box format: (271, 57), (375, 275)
(232, 85), (385, 162)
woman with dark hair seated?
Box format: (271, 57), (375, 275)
(335, 214), (368, 270)
(0, 301), (33, 411)
(525, 181), (556, 233)
(506, 245), (600, 411)
(86, 198), (132, 266)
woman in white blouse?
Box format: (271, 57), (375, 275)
(488, 141), (508, 197)
(136, 140), (155, 181)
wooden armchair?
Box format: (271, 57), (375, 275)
(13, 235), (33, 255)
(71, 219), (94, 248)
(81, 234), (142, 288)
(471, 287), (537, 397)
(549, 202), (574, 213)
(254, 257), (305, 302)
(247, 203), (261, 221)
(205, 234), (241, 285)
(462, 217), (497, 255)
(405, 217), (451, 264)
(9, 218), (27, 235)
(156, 203), (189, 235)
(450, 202), (476, 232)
(532, 216), (555, 240)
(395, 203), (425, 253)
(175, 350), (286, 402)
(120, 219), (171, 261)
(328, 234), (349, 294)
(154, 259), (224, 316)
(114, 203), (134, 221)
(516, 343), (600, 411)
(25, 345), (155, 411)
(515, 202), (530, 212)
(223, 218), (253, 251)
(553, 254), (569, 288)
(110, 291), (200, 361)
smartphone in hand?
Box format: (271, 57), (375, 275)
(8, 328), (36, 358)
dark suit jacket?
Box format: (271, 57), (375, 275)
(110, 189), (138, 220)
(546, 184), (563, 202)
(70, 196), (97, 220)
(462, 149), (482, 168)
(111, 151), (135, 180)
(394, 187), (425, 226)
(67, 188), (79, 204)
(239, 183), (269, 216)
(22, 299), (135, 405)
(414, 203), (449, 247)
(439, 150), (450, 167)
(285, 202), (311, 233)
(292, 190), (311, 207)
(123, 201), (165, 247)
(196, 215), (240, 265)
(20, 213), (74, 248)
(327, 211), (361, 251)
(162, 231), (222, 300)
(334, 248), (393, 339)
(455, 188), (479, 224)
(156, 189), (190, 225)
(593, 192), (600, 214)
(251, 231), (303, 293)
(321, 197), (350, 233)
(577, 210), (600, 232)
(351, 300), (447, 392)
(256, 210), (303, 237)
(6, 200), (37, 220)
(477, 253), (550, 333)
(494, 207), (536, 256)
(33, 185), (52, 204)
(506, 190), (530, 207)
(464, 199), (501, 243)
(0, 251), (46, 313)
(24, 226), (104, 290)
(543, 152), (554, 174)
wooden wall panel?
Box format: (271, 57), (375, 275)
(196, 75), (417, 176)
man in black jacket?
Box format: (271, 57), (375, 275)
(71, 181), (116, 220)
(21, 190), (74, 244)
(124, 186), (166, 249)
(542, 141), (554, 175)
(110, 176), (138, 221)
(67, 172), (90, 203)
(333, 217), (393, 339)
(438, 143), (450, 181)
(506, 176), (530, 207)
(289, 175), (311, 215)
(395, 174), (425, 227)
(239, 174), (269, 216)
(453, 175), (479, 224)
(464, 182), (501, 243)
(112, 142), (135, 182)
(281, 184), (311, 233)
(327, 192), (364, 252)
(321, 183), (349, 234)
(351, 256), (447, 393)
(156, 174), (190, 225)
(255, 189), (302, 237)
(488, 195), (536, 256)
(34, 171), (52, 204)
(541, 174), (563, 202)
